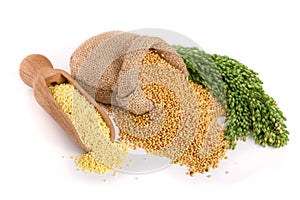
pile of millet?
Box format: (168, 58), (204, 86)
(114, 51), (229, 175)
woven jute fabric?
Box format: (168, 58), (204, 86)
(70, 31), (187, 115)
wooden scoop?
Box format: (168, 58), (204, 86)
(19, 54), (115, 152)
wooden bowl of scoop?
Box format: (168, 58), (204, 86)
(19, 54), (115, 152)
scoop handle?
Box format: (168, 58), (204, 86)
(20, 54), (54, 87)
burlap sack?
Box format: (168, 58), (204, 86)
(70, 31), (187, 115)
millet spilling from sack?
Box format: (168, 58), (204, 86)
(22, 30), (289, 177)
(67, 31), (233, 175)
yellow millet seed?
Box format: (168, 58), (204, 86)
(141, 50), (173, 68)
(118, 83), (181, 151)
(49, 83), (110, 138)
(73, 152), (111, 174)
(174, 82), (230, 174)
(113, 171), (119, 176)
(49, 83), (128, 174)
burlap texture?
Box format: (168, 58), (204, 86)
(70, 31), (187, 115)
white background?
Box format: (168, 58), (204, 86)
(1, 0), (299, 199)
